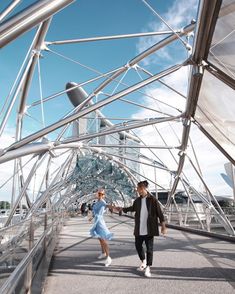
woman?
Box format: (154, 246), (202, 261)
(89, 189), (114, 267)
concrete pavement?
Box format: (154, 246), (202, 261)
(43, 215), (235, 294)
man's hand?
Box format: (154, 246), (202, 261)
(161, 222), (167, 236)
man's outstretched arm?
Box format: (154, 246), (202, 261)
(118, 200), (136, 213)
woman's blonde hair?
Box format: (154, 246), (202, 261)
(97, 188), (105, 195)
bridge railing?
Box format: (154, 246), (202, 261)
(0, 211), (66, 294)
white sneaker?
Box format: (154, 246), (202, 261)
(97, 253), (106, 259)
(137, 259), (146, 271)
(105, 256), (112, 267)
(145, 266), (151, 278)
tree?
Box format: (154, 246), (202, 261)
(0, 201), (10, 209)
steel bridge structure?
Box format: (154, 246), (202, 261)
(0, 0), (234, 293)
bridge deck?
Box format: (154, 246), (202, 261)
(43, 215), (235, 294)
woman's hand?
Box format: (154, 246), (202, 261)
(108, 205), (122, 212)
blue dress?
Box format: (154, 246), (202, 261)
(90, 200), (113, 240)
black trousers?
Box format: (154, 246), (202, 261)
(135, 235), (154, 266)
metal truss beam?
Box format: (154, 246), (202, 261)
(0, 0), (75, 48)
(5, 63), (183, 152)
(167, 0), (223, 206)
(0, 0), (22, 23)
(63, 115), (181, 144)
(0, 115), (181, 164)
(46, 29), (184, 45)
(4, 153), (48, 227)
(86, 144), (179, 149)
(194, 120), (235, 166)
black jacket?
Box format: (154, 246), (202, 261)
(123, 193), (165, 236)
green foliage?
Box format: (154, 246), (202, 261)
(0, 201), (10, 209)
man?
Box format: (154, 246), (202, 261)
(120, 180), (167, 278)
(81, 202), (88, 216)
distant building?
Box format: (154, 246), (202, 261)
(66, 82), (140, 175)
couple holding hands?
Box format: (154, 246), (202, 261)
(89, 180), (167, 278)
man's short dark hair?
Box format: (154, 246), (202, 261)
(137, 180), (149, 188)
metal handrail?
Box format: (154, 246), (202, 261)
(0, 213), (55, 264)
(0, 211), (51, 235)
(0, 218), (29, 234)
(0, 217), (59, 294)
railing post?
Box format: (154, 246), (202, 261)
(205, 207), (211, 232)
(44, 212), (48, 252)
(24, 218), (34, 294)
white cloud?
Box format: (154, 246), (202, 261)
(134, 111), (232, 196)
(130, 0), (232, 196)
(137, 0), (199, 66)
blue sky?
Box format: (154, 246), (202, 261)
(0, 0), (196, 136)
(1, 0), (232, 200)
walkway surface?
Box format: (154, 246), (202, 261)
(43, 215), (235, 294)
